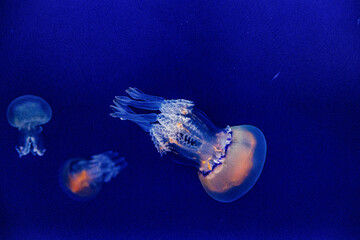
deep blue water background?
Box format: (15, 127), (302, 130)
(0, 0), (359, 239)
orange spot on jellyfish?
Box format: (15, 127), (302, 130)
(59, 151), (127, 201)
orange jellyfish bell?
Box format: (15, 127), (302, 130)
(198, 125), (266, 202)
(111, 88), (266, 202)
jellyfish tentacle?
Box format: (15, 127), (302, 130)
(110, 107), (158, 123)
(126, 87), (164, 101)
(92, 150), (118, 159)
(16, 126), (46, 157)
(159, 99), (194, 114)
(111, 89), (231, 174)
(110, 104), (157, 132)
(191, 108), (219, 135)
(115, 96), (163, 110)
(30, 135), (46, 156)
(112, 100), (136, 114)
(111, 92), (164, 131)
(16, 137), (31, 157)
(87, 152), (127, 183)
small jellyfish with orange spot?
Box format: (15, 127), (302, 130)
(111, 88), (267, 203)
(59, 151), (127, 201)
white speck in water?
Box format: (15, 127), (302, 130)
(272, 71), (281, 81)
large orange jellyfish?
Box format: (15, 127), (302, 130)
(111, 88), (266, 202)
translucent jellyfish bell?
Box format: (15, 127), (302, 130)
(111, 88), (267, 203)
(7, 95), (52, 157)
(59, 151), (127, 201)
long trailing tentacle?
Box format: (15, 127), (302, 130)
(115, 96), (162, 110)
(110, 87), (232, 175)
(88, 151), (127, 183)
(126, 87), (164, 101)
(110, 88), (165, 132)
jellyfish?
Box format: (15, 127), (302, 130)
(110, 88), (267, 203)
(7, 95), (52, 157)
(59, 151), (127, 201)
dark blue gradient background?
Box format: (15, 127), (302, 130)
(0, 1), (359, 239)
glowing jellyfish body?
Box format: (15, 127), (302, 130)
(7, 95), (52, 157)
(111, 88), (266, 202)
(59, 151), (127, 201)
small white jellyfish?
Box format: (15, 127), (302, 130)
(7, 95), (52, 157)
(59, 151), (127, 201)
(111, 88), (267, 203)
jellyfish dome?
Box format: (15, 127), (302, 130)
(111, 88), (267, 203)
(7, 95), (52, 129)
(7, 95), (52, 157)
(59, 151), (127, 201)
(198, 125), (266, 202)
